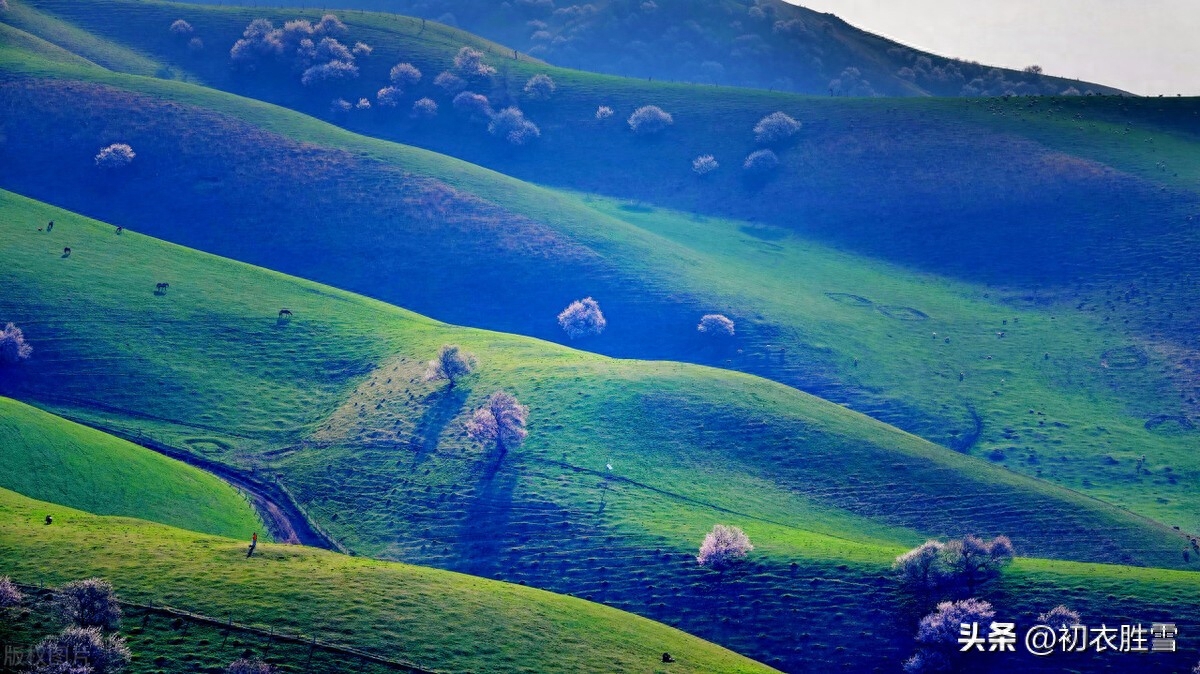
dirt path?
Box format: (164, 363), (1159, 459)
(98, 428), (340, 551)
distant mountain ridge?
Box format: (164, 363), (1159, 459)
(183, 0), (1123, 97)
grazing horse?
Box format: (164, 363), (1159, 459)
(61, 247), (71, 257)
(155, 282), (170, 293)
(115, 226), (124, 235)
(278, 308), (293, 319)
(47, 221), (54, 232)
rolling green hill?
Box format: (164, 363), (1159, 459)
(176, 0), (1118, 98)
(0, 396), (264, 539)
(0, 487), (777, 674)
(0, 24), (1198, 546)
(1, 189), (1197, 670)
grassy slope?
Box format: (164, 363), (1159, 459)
(0, 42), (1197, 541)
(0, 488), (775, 674)
(0, 396), (264, 539)
(1, 190), (1197, 669)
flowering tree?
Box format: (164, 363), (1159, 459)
(1036, 605), (1081, 630)
(188, 37), (204, 52)
(33, 627), (130, 674)
(627, 105), (673, 135)
(0, 323), (32, 364)
(454, 46), (496, 78)
(915, 598), (995, 647)
(227, 659), (274, 674)
(330, 98), (352, 114)
(595, 105), (614, 120)
(377, 86), (404, 107)
(434, 71), (467, 95)
(753, 111), (801, 144)
(314, 14), (348, 37)
(696, 524), (753, 570)
(0, 576), (22, 609)
(557, 297), (606, 339)
(742, 149), (779, 175)
(169, 19), (194, 36)
(55, 578), (122, 629)
(390, 62), (422, 87)
(524, 74), (556, 100)
(424, 345), (477, 389)
(466, 391), (529, 456)
(894, 535), (1013, 589)
(352, 41), (372, 57)
(489, 107), (540, 145)
(692, 155), (719, 176)
(95, 144), (135, 169)
(697, 314), (734, 336)
(412, 98), (438, 119)
(453, 91), (493, 121)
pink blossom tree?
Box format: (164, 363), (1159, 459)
(454, 46), (496, 78)
(55, 578), (122, 629)
(95, 144), (135, 169)
(628, 105), (673, 135)
(696, 524), (753, 570)
(753, 111), (801, 145)
(697, 314), (735, 337)
(466, 391), (529, 457)
(390, 62), (422, 87)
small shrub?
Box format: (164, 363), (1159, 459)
(489, 107), (540, 145)
(227, 659), (274, 674)
(434, 71), (467, 95)
(187, 37), (204, 53)
(627, 105), (673, 135)
(894, 535), (1014, 589)
(697, 524), (753, 570)
(557, 297), (606, 339)
(424, 345), (477, 388)
(389, 62), (422, 87)
(753, 111), (801, 144)
(742, 149), (779, 175)
(697, 313), (735, 336)
(454, 46), (496, 78)
(1036, 605), (1081, 630)
(692, 154), (719, 176)
(355, 97), (371, 110)
(0, 576), (22, 609)
(453, 91), (493, 120)
(169, 19), (194, 36)
(466, 391), (529, 454)
(351, 41), (372, 57)
(523, 73), (556, 100)
(55, 578), (121, 629)
(94, 144), (135, 169)
(314, 14), (347, 37)
(301, 59), (358, 86)
(330, 97), (352, 113)
(376, 86), (404, 107)
(595, 105), (614, 120)
(0, 323), (32, 364)
(411, 97), (438, 119)
(34, 627), (130, 674)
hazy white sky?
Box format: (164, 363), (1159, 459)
(786, 1), (1200, 95)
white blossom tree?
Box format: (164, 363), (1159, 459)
(434, 71), (467, 95)
(390, 62), (422, 87)
(524, 74), (556, 100)
(753, 111), (801, 145)
(0, 576), (22, 610)
(696, 524), (753, 570)
(34, 627), (130, 674)
(55, 578), (121, 629)
(692, 155), (719, 176)
(1036, 605), (1081, 630)
(697, 314), (735, 337)
(466, 391), (529, 456)
(95, 144), (135, 169)
(454, 46), (496, 78)
(558, 297), (606, 339)
(628, 105), (673, 135)
(412, 97), (438, 119)
(742, 149), (779, 175)
(489, 107), (540, 145)
(0, 323), (32, 364)
(595, 105), (614, 120)
(169, 19), (194, 36)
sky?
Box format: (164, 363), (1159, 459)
(786, 1), (1200, 96)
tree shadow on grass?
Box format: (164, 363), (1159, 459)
(453, 446), (519, 579)
(408, 385), (468, 471)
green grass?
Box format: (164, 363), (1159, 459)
(0, 396), (264, 539)
(0, 487), (776, 674)
(2, 189), (1198, 670)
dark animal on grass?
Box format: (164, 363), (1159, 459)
(115, 226), (123, 235)
(47, 220), (54, 232)
(278, 309), (293, 318)
(45, 515), (53, 525)
(62, 247), (71, 257)
(155, 282), (170, 294)
(662, 652), (675, 663)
